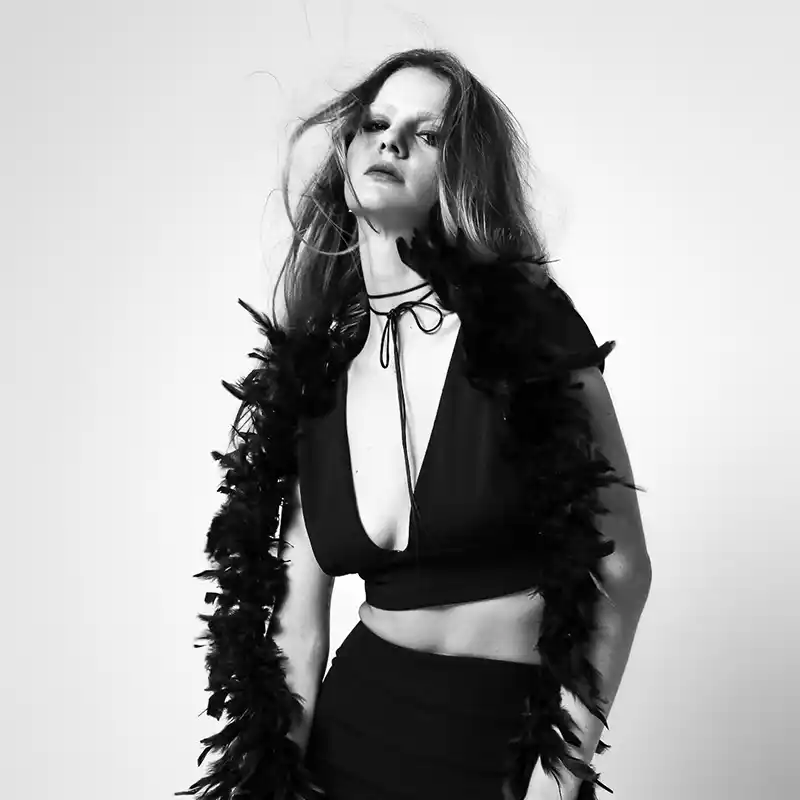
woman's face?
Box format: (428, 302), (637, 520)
(345, 66), (450, 231)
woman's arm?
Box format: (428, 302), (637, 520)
(525, 578), (651, 800)
(270, 477), (336, 756)
(526, 367), (653, 800)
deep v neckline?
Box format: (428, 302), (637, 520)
(341, 323), (463, 555)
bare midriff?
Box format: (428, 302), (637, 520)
(358, 588), (545, 665)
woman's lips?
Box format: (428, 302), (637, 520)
(366, 169), (403, 183)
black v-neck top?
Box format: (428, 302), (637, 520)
(297, 324), (547, 610)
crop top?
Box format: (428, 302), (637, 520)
(297, 296), (605, 612)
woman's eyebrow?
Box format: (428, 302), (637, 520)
(369, 105), (441, 122)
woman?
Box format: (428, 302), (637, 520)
(177, 48), (651, 800)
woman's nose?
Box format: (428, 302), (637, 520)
(379, 135), (405, 158)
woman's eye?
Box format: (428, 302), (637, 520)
(361, 118), (439, 146)
(419, 131), (440, 146)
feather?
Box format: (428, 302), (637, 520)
(176, 228), (639, 798)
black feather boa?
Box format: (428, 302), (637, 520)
(176, 229), (639, 800)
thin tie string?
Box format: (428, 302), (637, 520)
(366, 280), (451, 560)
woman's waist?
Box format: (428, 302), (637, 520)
(358, 588), (545, 666)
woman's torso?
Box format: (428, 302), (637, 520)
(346, 310), (544, 666)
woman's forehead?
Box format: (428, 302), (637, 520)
(371, 68), (449, 118)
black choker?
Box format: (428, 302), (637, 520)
(366, 280), (430, 299)
(365, 281), (449, 368)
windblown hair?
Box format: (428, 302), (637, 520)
(269, 46), (552, 337)
(225, 48), (557, 453)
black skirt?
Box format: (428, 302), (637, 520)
(305, 619), (546, 800)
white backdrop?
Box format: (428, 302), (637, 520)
(3, 1), (797, 798)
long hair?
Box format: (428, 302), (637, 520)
(223, 48), (557, 453)
(269, 47), (553, 339)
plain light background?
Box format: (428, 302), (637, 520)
(3, 1), (797, 798)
